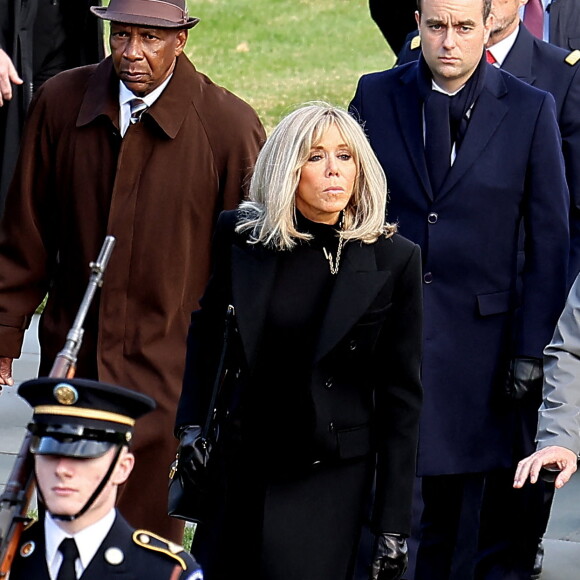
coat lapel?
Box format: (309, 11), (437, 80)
(394, 66), (433, 200)
(315, 241), (390, 363)
(231, 243), (277, 369)
(437, 67), (509, 199)
(502, 25), (537, 85)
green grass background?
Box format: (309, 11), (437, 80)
(182, 0), (395, 131)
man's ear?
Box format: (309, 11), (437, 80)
(174, 30), (188, 57)
(111, 448), (135, 485)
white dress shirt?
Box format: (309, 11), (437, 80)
(486, 25), (520, 68)
(45, 509), (116, 580)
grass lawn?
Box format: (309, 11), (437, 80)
(184, 0), (395, 132)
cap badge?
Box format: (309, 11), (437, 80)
(53, 383), (79, 405)
(20, 541), (35, 558)
(104, 547), (125, 565)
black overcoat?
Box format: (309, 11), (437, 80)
(0, 0), (104, 210)
(176, 210), (423, 579)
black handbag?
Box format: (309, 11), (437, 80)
(168, 304), (236, 522)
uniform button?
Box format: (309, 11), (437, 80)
(428, 212), (438, 224)
(328, 422), (335, 432)
(423, 272), (433, 284)
(325, 377), (333, 389)
(349, 340), (357, 351)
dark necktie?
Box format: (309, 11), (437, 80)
(57, 538), (79, 580)
(523, 0), (544, 39)
(129, 98), (148, 124)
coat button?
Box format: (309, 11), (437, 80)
(349, 340), (357, 351)
(428, 212), (438, 224)
(325, 377), (333, 389)
(328, 422), (335, 432)
(423, 272), (433, 284)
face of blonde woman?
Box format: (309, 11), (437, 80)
(295, 124), (357, 225)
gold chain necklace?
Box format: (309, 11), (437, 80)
(322, 212), (345, 275)
(323, 236), (344, 275)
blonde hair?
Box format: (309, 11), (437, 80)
(237, 102), (396, 250)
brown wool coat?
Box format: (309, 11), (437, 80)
(0, 53), (265, 539)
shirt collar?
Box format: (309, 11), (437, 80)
(487, 25), (520, 67)
(118, 73), (173, 109)
(431, 79), (465, 96)
(45, 509), (116, 578)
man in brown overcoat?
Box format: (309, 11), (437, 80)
(0, 0), (265, 542)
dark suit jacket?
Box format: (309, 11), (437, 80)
(9, 512), (201, 579)
(177, 210), (423, 535)
(549, 0), (580, 50)
(396, 26), (580, 283)
(350, 62), (569, 475)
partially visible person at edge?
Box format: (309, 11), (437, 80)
(350, 0), (570, 577)
(369, 0), (418, 55)
(175, 102), (423, 580)
(514, 274), (580, 490)
(0, 0), (265, 544)
(0, 0), (104, 214)
(9, 377), (203, 579)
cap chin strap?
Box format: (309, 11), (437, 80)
(38, 445), (124, 522)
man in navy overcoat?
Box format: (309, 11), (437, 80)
(350, 0), (570, 577)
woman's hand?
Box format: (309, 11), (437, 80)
(370, 533), (408, 580)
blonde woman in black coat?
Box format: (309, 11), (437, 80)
(175, 102), (423, 580)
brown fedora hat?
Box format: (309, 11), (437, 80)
(91, 0), (200, 29)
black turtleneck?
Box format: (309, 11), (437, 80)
(244, 212), (342, 469)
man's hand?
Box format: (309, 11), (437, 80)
(0, 357), (14, 386)
(504, 357), (543, 400)
(0, 49), (23, 107)
(514, 446), (578, 489)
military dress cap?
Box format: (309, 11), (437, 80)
(91, 0), (200, 30)
(18, 377), (156, 458)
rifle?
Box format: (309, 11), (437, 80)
(0, 235), (116, 577)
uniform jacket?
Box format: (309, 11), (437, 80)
(537, 274), (580, 455)
(0, 54), (265, 536)
(503, 24), (580, 281)
(398, 25), (580, 282)
(0, 0), (104, 210)
(177, 210), (423, 535)
(9, 512), (202, 579)
(350, 61), (569, 475)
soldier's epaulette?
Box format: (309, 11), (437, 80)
(565, 50), (580, 66)
(23, 516), (38, 532)
(132, 529), (188, 570)
(410, 35), (421, 50)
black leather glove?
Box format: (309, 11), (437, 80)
(176, 425), (211, 489)
(504, 357), (543, 401)
(370, 533), (408, 580)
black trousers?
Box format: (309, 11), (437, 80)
(415, 473), (486, 580)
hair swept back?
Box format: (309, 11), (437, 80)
(236, 102), (396, 251)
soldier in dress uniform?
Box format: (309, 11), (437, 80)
(9, 376), (202, 579)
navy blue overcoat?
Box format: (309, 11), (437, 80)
(351, 61), (570, 475)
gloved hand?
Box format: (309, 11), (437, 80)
(370, 533), (408, 580)
(176, 425), (211, 489)
(504, 357), (543, 401)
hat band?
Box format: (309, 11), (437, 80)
(110, 0), (188, 23)
(34, 405), (136, 427)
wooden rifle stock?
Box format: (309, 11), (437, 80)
(0, 236), (116, 577)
